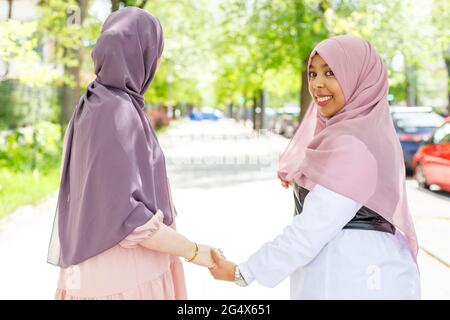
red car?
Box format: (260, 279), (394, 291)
(412, 117), (450, 192)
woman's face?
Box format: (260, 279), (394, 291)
(308, 54), (346, 117)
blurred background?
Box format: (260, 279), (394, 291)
(0, 0), (449, 300)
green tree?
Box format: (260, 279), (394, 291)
(143, 0), (219, 110)
(327, 0), (446, 108)
(214, 0), (330, 127)
(431, 0), (450, 113)
(38, 0), (94, 132)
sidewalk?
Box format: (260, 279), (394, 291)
(404, 181), (450, 267)
(0, 118), (448, 299)
(0, 193), (59, 299)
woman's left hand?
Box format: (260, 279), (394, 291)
(277, 173), (290, 189)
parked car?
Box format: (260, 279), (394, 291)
(412, 117), (450, 192)
(264, 107), (276, 130)
(273, 103), (300, 138)
(390, 106), (445, 169)
(189, 107), (223, 121)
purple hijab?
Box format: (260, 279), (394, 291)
(47, 7), (173, 268)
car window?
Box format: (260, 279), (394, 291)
(391, 112), (443, 122)
(393, 113), (444, 133)
(433, 123), (450, 144)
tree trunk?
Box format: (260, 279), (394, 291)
(227, 102), (233, 118)
(60, 0), (88, 132)
(111, 0), (121, 12)
(299, 60), (312, 124)
(445, 47), (450, 115)
(3, 0), (13, 79)
(139, 0), (148, 8)
(259, 88), (267, 130)
(252, 95), (258, 131)
(297, 0), (329, 124)
(405, 63), (418, 106)
(7, 0), (13, 19)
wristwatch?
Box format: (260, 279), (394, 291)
(234, 266), (249, 287)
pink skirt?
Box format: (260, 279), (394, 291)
(55, 257), (186, 300)
(55, 212), (187, 300)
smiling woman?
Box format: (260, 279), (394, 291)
(308, 54), (346, 118)
(209, 35), (421, 300)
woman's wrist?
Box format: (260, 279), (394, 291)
(185, 242), (199, 262)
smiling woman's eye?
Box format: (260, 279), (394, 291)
(325, 70), (334, 76)
(308, 71), (317, 78)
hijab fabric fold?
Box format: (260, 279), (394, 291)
(278, 35), (418, 261)
(48, 7), (172, 268)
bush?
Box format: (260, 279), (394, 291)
(0, 122), (62, 219)
(146, 106), (170, 130)
(0, 121), (61, 173)
(0, 168), (60, 220)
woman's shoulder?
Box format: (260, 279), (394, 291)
(308, 134), (378, 203)
(90, 94), (141, 128)
(320, 134), (370, 152)
(321, 134), (377, 168)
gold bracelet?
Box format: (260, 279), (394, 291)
(185, 242), (199, 263)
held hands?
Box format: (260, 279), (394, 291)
(208, 249), (236, 282)
(187, 244), (237, 283)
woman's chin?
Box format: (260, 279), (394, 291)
(318, 110), (332, 118)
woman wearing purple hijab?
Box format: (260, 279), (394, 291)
(47, 7), (214, 300)
(209, 35), (421, 299)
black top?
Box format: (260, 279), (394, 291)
(294, 184), (396, 235)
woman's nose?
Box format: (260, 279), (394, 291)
(312, 80), (324, 89)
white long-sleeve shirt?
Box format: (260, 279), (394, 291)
(239, 184), (420, 299)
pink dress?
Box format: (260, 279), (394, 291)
(55, 210), (187, 300)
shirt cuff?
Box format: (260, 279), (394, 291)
(119, 209), (165, 249)
(238, 262), (255, 285)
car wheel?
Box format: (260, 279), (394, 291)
(414, 164), (430, 189)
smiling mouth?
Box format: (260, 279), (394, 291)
(315, 95), (332, 106)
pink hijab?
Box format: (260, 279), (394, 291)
(278, 35), (418, 261)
